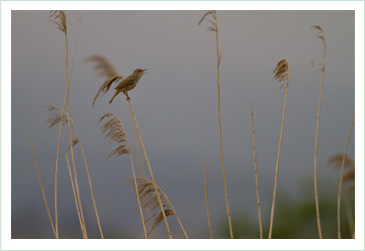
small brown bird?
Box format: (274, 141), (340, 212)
(109, 68), (147, 103)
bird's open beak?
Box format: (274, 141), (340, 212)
(142, 69), (147, 74)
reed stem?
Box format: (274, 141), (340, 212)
(204, 161), (214, 239)
(268, 59), (290, 239)
(250, 103), (263, 239)
(337, 115), (355, 238)
(29, 137), (57, 238)
(312, 25), (327, 239)
(126, 98), (172, 238)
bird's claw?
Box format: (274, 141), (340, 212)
(124, 92), (130, 100)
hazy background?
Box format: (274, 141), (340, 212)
(11, 9), (355, 239)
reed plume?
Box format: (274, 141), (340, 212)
(98, 113), (148, 238)
(128, 177), (188, 238)
(49, 10), (67, 34)
(198, 10), (233, 239)
(268, 59), (290, 239)
(85, 55), (123, 108)
(328, 154), (355, 190)
(312, 25), (327, 239)
(85, 55), (119, 79)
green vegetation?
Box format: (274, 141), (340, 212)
(220, 188), (354, 239)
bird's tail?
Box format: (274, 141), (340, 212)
(109, 92), (118, 104)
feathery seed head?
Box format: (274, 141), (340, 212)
(86, 55), (124, 108)
(49, 10), (67, 34)
(198, 10), (217, 32)
(312, 25), (327, 72)
(43, 105), (74, 130)
(98, 113), (130, 158)
(85, 55), (118, 79)
(127, 177), (177, 236)
(273, 59), (289, 88)
(328, 154), (355, 191)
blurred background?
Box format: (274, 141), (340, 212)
(11, 9), (355, 239)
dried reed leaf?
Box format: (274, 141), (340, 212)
(98, 113), (130, 158)
(127, 177), (177, 236)
(49, 11), (67, 34)
(66, 137), (79, 152)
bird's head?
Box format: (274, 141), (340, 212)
(134, 68), (147, 76)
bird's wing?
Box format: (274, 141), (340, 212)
(115, 75), (134, 90)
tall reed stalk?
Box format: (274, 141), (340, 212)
(65, 153), (88, 238)
(49, 11), (82, 238)
(73, 122), (104, 238)
(343, 193), (355, 238)
(268, 59), (290, 239)
(337, 115), (355, 238)
(198, 10), (233, 239)
(204, 161), (213, 239)
(29, 137), (57, 238)
(312, 25), (327, 239)
(126, 98), (173, 238)
(250, 103), (263, 239)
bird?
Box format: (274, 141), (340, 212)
(109, 68), (147, 103)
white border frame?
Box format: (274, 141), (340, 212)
(2, 1), (364, 250)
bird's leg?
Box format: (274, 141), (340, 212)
(124, 92), (130, 100)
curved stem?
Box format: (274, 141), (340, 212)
(268, 77), (289, 239)
(215, 17), (233, 240)
(29, 137), (57, 238)
(314, 65), (325, 239)
(128, 150), (148, 238)
(65, 153), (87, 238)
(337, 115), (355, 238)
(127, 98), (172, 239)
(75, 128), (104, 238)
(313, 28), (327, 239)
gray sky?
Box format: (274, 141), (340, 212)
(9, 6), (357, 243)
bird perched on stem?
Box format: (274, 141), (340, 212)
(109, 68), (147, 103)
